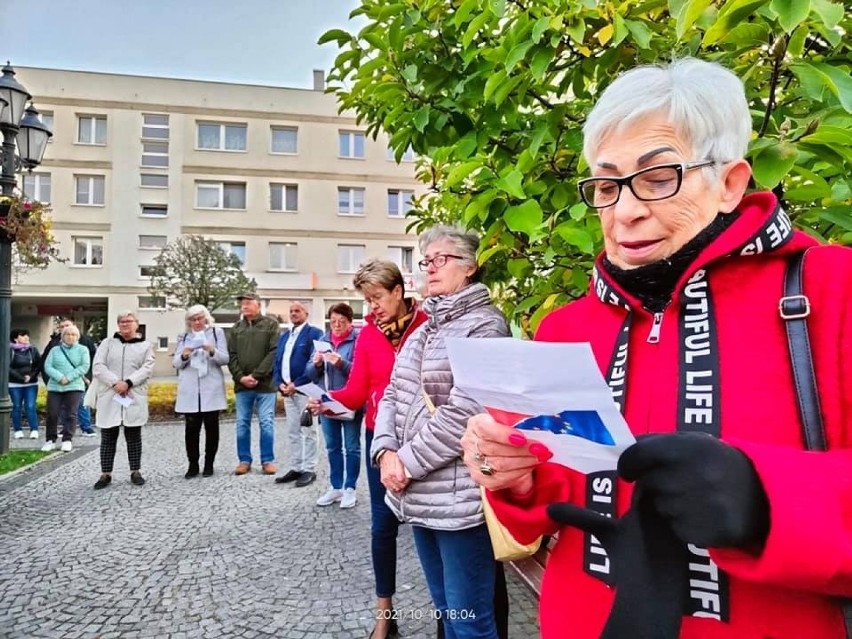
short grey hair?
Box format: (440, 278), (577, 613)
(418, 225), (480, 280)
(116, 310), (139, 323)
(61, 325), (80, 338)
(184, 304), (214, 330)
(583, 58), (751, 175)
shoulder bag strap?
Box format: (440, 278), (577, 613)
(781, 250), (852, 638)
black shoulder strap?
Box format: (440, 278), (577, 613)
(782, 250), (852, 638)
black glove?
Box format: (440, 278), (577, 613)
(618, 432), (770, 550)
(548, 486), (689, 639)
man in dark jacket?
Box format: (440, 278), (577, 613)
(227, 293), (281, 476)
(41, 318), (96, 435)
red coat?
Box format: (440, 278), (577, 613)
(489, 192), (852, 638)
(330, 303), (427, 431)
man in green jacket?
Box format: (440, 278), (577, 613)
(228, 293), (281, 476)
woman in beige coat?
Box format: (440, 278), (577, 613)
(90, 311), (155, 489)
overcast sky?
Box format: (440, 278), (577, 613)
(0, 0), (363, 88)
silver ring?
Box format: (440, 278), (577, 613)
(480, 458), (494, 476)
(473, 438), (484, 462)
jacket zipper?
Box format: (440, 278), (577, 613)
(398, 331), (432, 520)
(647, 312), (664, 344)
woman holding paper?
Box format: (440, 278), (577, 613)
(305, 303), (363, 508)
(371, 226), (510, 639)
(174, 305), (229, 478)
(91, 311), (155, 490)
(462, 57), (852, 639)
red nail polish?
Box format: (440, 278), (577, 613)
(529, 443), (548, 456)
(508, 433), (527, 447)
(536, 450), (554, 463)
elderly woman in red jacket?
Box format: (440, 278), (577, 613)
(462, 57), (852, 639)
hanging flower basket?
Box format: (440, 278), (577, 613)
(0, 193), (65, 268)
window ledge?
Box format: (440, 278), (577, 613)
(194, 207), (248, 212)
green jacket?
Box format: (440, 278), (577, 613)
(44, 343), (90, 393)
(227, 314), (280, 393)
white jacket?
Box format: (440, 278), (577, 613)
(92, 334), (155, 428)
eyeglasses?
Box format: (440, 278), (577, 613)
(577, 160), (715, 209)
(418, 254), (464, 271)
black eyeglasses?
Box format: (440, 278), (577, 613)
(418, 254), (464, 271)
(577, 160), (716, 209)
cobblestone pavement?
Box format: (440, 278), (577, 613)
(0, 421), (540, 638)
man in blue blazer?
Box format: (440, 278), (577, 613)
(272, 302), (324, 487)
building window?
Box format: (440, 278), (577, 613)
(218, 241), (246, 264)
(138, 234), (167, 250)
(40, 111), (54, 141)
(270, 126), (298, 154)
(338, 187), (365, 216)
(196, 181), (247, 210)
(141, 173), (168, 188)
(387, 246), (414, 273)
(140, 204), (168, 217)
(74, 175), (105, 205)
(269, 242), (297, 271)
(337, 244), (365, 273)
(157, 336), (169, 350)
(142, 114), (169, 139)
(197, 122), (247, 151)
(77, 115), (107, 145)
(139, 265), (158, 278)
(270, 183), (298, 212)
(339, 131), (365, 158)
(72, 236), (104, 266)
(142, 141), (169, 167)
(22, 173), (51, 202)
(387, 189), (413, 218)
(387, 146), (415, 162)
(138, 295), (166, 309)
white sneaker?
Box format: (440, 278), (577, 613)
(340, 488), (357, 509)
(60, 441), (73, 452)
(41, 441), (55, 452)
(82, 431), (97, 438)
(315, 489), (343, 507)
(29, 430), (39, 439)
(13, 431), (23, 439)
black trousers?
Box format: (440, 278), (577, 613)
(185, 411), (220, 469)
(46, 391), (82, 442)
(100, 426), (142, 473)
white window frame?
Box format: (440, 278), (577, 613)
(269, 242), (298, 272)
(138, 265), (158, 279)
(218, 241), (246, 265)
(270, 126), (298, 154)
(141, 141), (169, 167)
(72, 236), (104, 267)
(387, 246), (415, 274)
(269, 183), (298, 212)
(74, 175), (105, 206)
(196, 121), (248, 152)
(40, 111), (54, 142)
(196, 181), (247, 210)
(77, 115), (107, 145)
(142, 114), (169, 140)
(387, 146), (415, 162)
(138, 295), (166, 310)
(337, 244), (366, 273)
(22, 172), (51, 202)
(138, 234), (168, 250)
(141, 173), (168, 189)
(140, 204), (168, 218)
(338, 187), (366, 217)
(156, 336), (169, 351)
(387, 189), (414, 218)
(339, 131), (365, 159)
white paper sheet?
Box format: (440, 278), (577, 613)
(313, 340), (333, 353)
(446, 338), (635, 474)
(112, 394), (135, 408)
(295, 383), (355, 418)
(185, 332), (206, 349)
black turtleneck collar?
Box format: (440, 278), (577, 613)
(113, 332), (146, 344)
(602, 212), (738, 313)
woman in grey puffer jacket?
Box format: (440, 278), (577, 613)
(372, 226), (509, 639)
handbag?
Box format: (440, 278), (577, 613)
(300, 406), (315, 427)
(420, 386), (541, 561)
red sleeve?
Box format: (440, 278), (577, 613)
(711, 439), (852, 597)
(486, 462), (575, 544)
(329, 329), (371, 410)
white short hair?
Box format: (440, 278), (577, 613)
(418, 225), (480, 278)
(116, 310), (139, 323)
(184, 304), (213, 330)
(583, 58), (751, 172)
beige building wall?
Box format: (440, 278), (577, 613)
(13, 67), (424, 375)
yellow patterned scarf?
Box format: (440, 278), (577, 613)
(377, 299), (415, 349)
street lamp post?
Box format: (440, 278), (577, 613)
(0, 62), (53, 455)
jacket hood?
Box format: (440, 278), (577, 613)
(591, 192), (818, 312)
(423, 283), (494, 327)
(113, 332), (147, 344)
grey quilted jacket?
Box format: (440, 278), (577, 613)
(371, 283), (510, 530)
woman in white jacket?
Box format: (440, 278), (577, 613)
(173, 305), (228, 478)
(91, 311), (155, 490)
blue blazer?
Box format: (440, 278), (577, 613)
(272, 323), (324, 388)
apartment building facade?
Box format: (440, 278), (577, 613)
(12, 67), (424, 374)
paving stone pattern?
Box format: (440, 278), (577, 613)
(0, 421), (540, 638)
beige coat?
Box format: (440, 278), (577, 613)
(92, 335), (155, 428)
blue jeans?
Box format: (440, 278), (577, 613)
(10, 385), (38, 432)
(235, 391), (276, 464)
(320, 413), (363, 490)
(412, 524), (498, 639)
(365, 428), (401, 598)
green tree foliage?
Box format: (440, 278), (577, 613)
(148, 235), (256, 312)
(322, 0), (851, 334)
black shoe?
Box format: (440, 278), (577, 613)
(367, 618), (399, 639)
(185, 465), (199, 479)
(93, 474), (112, 490)
(130, 471), (146, 486)
(202, 465), (214, 477)
(295, 471), (316, 487)
(274, 469), (301, 484)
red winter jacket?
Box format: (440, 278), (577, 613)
(330, 302), (427, 431)
(488, 192), (852, 639)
